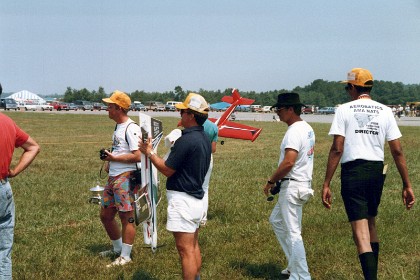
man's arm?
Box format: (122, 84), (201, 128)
(263, 148), (297, 196)
(388, 139), (415, 209)
(8, 136), (40, 178)
(103, 149), (141, 164)
(322, 135), (344, 209)
(211, 141), (217, 153)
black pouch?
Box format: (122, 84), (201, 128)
(270, 181), (281, 195)
(130, 170), (142, 190)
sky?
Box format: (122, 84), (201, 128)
(1, 0), (420, 96)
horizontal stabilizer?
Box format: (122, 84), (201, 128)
(221, 88), (255, 105)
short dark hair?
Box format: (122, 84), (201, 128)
(350, 83), (372, 94)
(192, 111), (208, 126)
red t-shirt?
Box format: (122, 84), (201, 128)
(0, 113), (29, 178)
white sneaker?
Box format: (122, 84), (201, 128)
(106, 256), (132, 268)
(281, 268), (290, 276)
(99, 249), (120, 258)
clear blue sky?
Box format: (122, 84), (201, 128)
(1, 0), (420, 95)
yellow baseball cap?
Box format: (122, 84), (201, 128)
(102, 90), (131, 110)
(175, 93), (209, 114)
(341, 68), (374, 87)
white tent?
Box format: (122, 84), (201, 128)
(8, 90), (46, 104)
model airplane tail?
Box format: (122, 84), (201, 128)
(221, 88), (255, 106)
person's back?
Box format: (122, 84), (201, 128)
(322, 68), (415, 280)
(332, 98), (400, 163)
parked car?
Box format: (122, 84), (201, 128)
(93, 102), (107, 111)
(144, 101), (165, 111)
(165, 101), (181, 111)
(0, 98), (18, 110)
(132, 103), (146, 111)
(17, 102), (37, 111)
(250, 105), (262, 112)
(37, 103), (53, 111)
(51, 101), (69, 111)
(236, 105), (251, 112)
(261, 106), (273, 113)
(66, 103), (78, 111)
(317, 107), (336, 114)
(74, 100), (93, 111)
(302, 105), (315, 114)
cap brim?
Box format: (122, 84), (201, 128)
(102, 98), (115, 104)
(175, 103), (188, 110)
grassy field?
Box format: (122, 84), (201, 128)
(5, 111), (420, 280)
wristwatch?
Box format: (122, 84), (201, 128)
(267, 180), (275, 185)
(147, 150), (156, 158)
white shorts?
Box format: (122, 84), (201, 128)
(166, 190), (204, 233)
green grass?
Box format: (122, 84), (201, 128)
(5, 111), (420, 280)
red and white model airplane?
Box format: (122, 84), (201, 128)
(209, 88), (262, 142)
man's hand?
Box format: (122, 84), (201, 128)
(139, 137), (153, 156)
(263, 183), (273, 197)
(322, 184), (332, 209)
(402, 187), (415, 210)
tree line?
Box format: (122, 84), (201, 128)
(58, 80), (420, 107)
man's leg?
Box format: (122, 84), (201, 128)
(0, 184), (15, 280)
(173, 231), (199, 280)
(100, 207), (120, 241)
(269, 198), (291, 267)
(280, 199), (310, 280)
(351, 219), (377, 280)
(368, 216), (380, 268)
(119, 210), (136, 259)
(194, 230), (201, 280)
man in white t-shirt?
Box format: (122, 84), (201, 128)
(99, 91), (141, 267)
(263, 92), (315, 280)
(322, 68), (415, 279)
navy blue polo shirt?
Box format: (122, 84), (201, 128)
(165, 125), (211, 199)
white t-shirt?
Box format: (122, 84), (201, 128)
(109, 119), (141, 176)
(329, 99), (401, 163)
(279, 121), (315, 181)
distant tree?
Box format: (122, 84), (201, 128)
(63, 87), (74, 102)
(174, 86), (186, 101)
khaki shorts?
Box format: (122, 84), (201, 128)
(166, 190), (204, 233)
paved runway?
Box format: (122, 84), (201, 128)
(18, 109), (420, 126)
(128, 111), (420, 127)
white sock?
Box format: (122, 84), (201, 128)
(112, 238), (122, 253)
(121, 243), (132, 260)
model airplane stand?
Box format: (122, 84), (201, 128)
(88, 183), (104, 205)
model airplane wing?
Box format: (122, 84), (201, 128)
(138, 112), (163, 253)
(209, 118), (262, 142)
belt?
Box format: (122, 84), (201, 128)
(0, 178), (8, 185)
(280, 178), (297, 183)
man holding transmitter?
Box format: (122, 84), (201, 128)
(139, 93), (211, 280)
(322, 68), (415, 279)
(0, 83), (40, 279)
(264, 92), (315, 280)
(99, 90), (141, 267)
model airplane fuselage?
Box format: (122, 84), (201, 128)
(209, 88), (262, 142)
